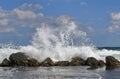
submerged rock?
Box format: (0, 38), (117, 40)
(0, 58), (11, 67)
(40, 57), (54, 66)
(70, 57), (85, 66)
(85, 57), (99, 68)
(106, 56), (120, 69)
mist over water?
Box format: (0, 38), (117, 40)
(0, 16), (120, 63)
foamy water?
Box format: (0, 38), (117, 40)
(0, 16), (120, 63)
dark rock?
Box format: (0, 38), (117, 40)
(70, 57), (85, 66)
(98, 60), (105, 67)
(28, 58), (40, 66)
(9, 52), (29, 66)
(106, 56), (120, 69)
(1, 58), (11, 66)
(55, 61), (70, 66)
(85, 57), (99, 68)
(40, 57), (54, 66)
(8, 52), (40, 67)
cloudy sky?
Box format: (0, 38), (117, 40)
(0, 0), (120, 47)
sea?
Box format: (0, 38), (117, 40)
(0, 20), (120, 79)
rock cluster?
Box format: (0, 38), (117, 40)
(1, 52), (120, 70)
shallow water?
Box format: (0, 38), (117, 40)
(0, 66), (120, 79)
(0, 66), (105, 79)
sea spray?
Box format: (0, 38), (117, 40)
(0, 16), (120, 63)
(29, 16), (100, 61)
(0, 44), (20, 63)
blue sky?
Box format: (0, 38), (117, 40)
(0, 0), (120, 47)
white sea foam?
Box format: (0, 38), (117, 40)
(97, 49), (120, 61)
(0, 16), (120, 63)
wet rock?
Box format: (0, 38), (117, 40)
(8, 52), (40, 67)
(28, 58), (40, 66)
(98, 60), (105, 67)
(55, 61), (70, 66)
(0, 58), (11, 67)
(40, 57), (54, 66)
(9, 52), (29, 66)
(85, 57), (99, 68)
(106, 56), (120, 69)
(70, 57), (85, 66)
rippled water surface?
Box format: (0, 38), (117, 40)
(0, 66), (101, 79)
(0, 66), (120, 79)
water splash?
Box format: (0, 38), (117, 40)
(28, 16), (100, 61)
(0, 16), (120, 62)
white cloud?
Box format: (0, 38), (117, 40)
(108, 12), (120, 32)
(0, 3), (45, 36)
(0, 3), (45, 28)
(0, 19), (8, 26)
(14, 9), (37, 19)
(0, 28), (15, 33)
(108, 25), (120, 32)
(18, 3), (43, 11)
(0, 8), (8, 18)
(38, 13), (44, 17)
(111, 13), (120, 20)
(87, 26), (94, 32)
(80, 2), (87, 6)
(0, 3), (86, 38)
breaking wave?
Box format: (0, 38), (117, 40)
(0, 16), (120, 62)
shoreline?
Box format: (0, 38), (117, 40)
(1, 52), (120, 70)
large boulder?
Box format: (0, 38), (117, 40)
(106, 56), (120, 69)
(55, 61), (70, 66)
(70, 57), (85, 66)
(85, 57), (99, 68)
(8, 52), (40, 66)
(40, 57), (54, 66)
(0, 58), (11, 67)
(9, 52), (29, 66)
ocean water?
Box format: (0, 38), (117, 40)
(0, 16), (120, 79)
(0, 65), (120, 79)
(98, 47), (120, 51)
